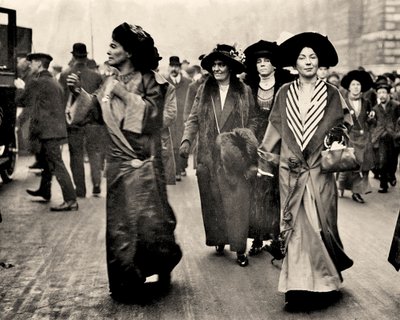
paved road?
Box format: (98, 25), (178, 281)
(0, 153), (399, 320)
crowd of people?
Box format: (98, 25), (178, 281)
(12, 23), (400, 310)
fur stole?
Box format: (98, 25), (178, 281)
(216, 128), (258, 186)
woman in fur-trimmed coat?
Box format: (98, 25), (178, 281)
(180, 44), (256, 266)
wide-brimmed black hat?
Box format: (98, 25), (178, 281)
(27, 53), (53, 62)
(244, 40), (279, 67)
(341, 70), (373, 92)
(278, 32), (338, 68)
(374, 75), (392, 92)
(201, 44), (245, 74)
(169, 56), (181, 66)
(71, 43), (88, 57)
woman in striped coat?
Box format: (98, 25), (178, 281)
(258, 33), (353, 309)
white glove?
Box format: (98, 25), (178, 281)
(14, 78), (25, 89)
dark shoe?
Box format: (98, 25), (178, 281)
(248, 240), (263, 256)
(175, 174), (181, 181)
(215, 245), (225, 255)
(26, 189), (51, 201)
(390, 178), (397, 186)
(378, 188), (388, 193)
(50, 201), (79, 212)
(92, 185), (101, 196)
(236, 253), (249, 267)
(181, 170), (187, 177)
(28, 161), (43, 170)
(263, 239), (285, 261)
(352, 193), (365, 203)
(157, 273), (171, 292)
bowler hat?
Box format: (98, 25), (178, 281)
(244, 40), (279, 67)
(201, 44), (246, 75)
(27, 53), (53, 62)
(375, 75), (392, 92)
(341, 70), (373, 92)
(71, 43), (88, 57)
(278, 32), (338, 68)
(169, 56), (181, 66)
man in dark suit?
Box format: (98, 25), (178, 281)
(21, 53), (78, 211)
(370, 79), (400, 193)
(166, 56), (191, 181)
(59, 43), (103, 197)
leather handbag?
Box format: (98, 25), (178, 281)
(320, 136), (360, 173)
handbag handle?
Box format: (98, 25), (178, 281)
(324, 135), (346, 149)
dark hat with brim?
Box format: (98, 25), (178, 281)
(201, 44), (245, 74)
(341, 70), (373, 92)
(27, 53), (53, 62)
(71, 43), (88, 57)
(278, 32), (338, 68)
(375, 75), (392, 92)
(169, 56), (181, 66)
(244, 40), (279, 67)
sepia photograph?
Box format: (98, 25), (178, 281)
(0, 0), (399, 319)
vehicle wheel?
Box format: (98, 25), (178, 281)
(1, 132), (18, 183)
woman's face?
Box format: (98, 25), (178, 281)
(107, 40), (131, 67)
(295, 47), (318, 79)
(256, 57), (274, 77)
(349, 79), (362, 95)
(212, 59), (230, 83)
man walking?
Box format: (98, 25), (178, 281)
(21, 53), (78, 211)
(59, 43), (103, 197)
(167, 56), (191, 181)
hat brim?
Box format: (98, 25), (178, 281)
(341, 70), (373, 92)
(71, 51), (88, 57)
(244, 40), (278, 66)
(278, 32), (338, 68)
(201, 51), (245, 74)
(27, 53), (53, 62)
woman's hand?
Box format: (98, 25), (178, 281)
(66, 73), (82, 96)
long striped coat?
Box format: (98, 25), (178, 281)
(258, 79), (353, 285)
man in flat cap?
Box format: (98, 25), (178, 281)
(20, 53), (78, 211)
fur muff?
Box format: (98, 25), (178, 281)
(216, 128), (259, 186)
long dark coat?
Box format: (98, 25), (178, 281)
(74, 71), (182, 294)
(258, 81), (353, 277)
(161, 83), (177, 185)
(370, 99), (400, 147)
(182, 76), (255, 252)
(388, 209), (400, 271)
(246, 69), (294, 241)
(167, 75), (191, 149)
(20, 70), (67, 141)
(344, 97), (374, 170)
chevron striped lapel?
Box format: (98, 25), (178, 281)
(286, 79), (327, 151)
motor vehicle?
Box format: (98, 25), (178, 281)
(0, 7), (17, 182)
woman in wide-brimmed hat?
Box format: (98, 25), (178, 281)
(258, 32), (353, 309)
(337, 70), (374, 203)
(180, 43), (256, 267)
(66, 22), (182, 301)
(243, 40), (294, 257)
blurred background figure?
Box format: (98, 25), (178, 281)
(337, 69), (374, 203)
(59, 43), (104, 197)
(166, 56), (191, 181)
